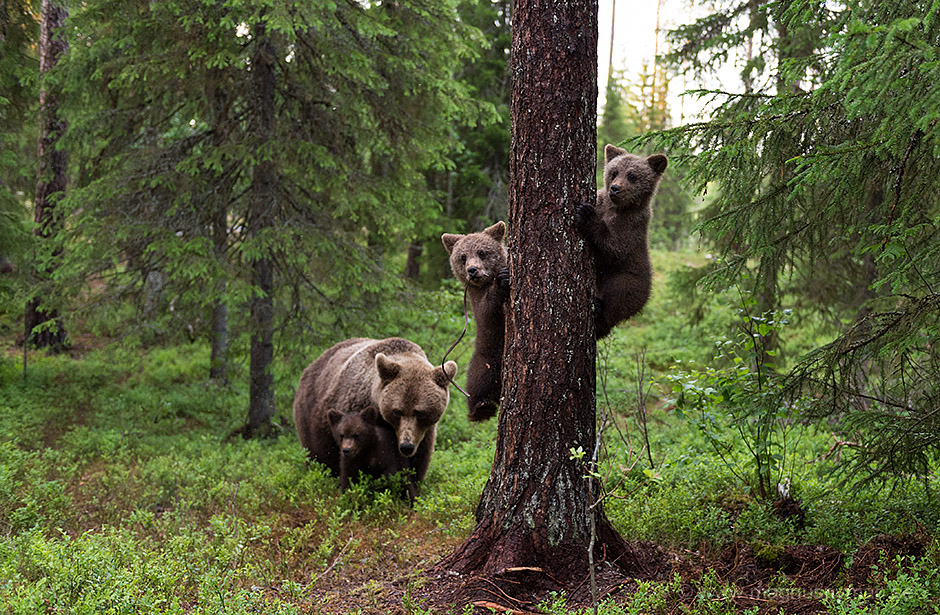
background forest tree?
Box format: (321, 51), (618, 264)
(0, 1), (37, 311)
(5, 0), (498, 432)
(24, 0), (68, 351)
(657, 0), (940, 482)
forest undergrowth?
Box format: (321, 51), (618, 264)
(1, 249), (938, 615)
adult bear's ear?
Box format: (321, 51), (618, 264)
(435, 360), (458, 388)
(647, 154), (668, 175)
(483, 221), (506, 242)
(441, 233), (462, 253)
(328, 408), (344, 426)
(375, 353), (400, 384)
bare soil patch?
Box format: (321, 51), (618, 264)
(295, 532), (930, 614)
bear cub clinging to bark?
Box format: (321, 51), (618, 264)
(441, 221), (509, 421)
(328, 404), (417, 503)
(576, 144), (667, 339)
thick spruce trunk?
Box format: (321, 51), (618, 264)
(245, 26), (277, 437)
(436, 0), (634, 600)
(25, 0), (68, 350)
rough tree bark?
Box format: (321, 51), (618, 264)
(25, 0), (68, 350)
(245, 24), (277, 437)
(435, 0), (634, 603)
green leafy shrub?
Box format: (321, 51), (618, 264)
(666, 303), (802, 501)
(823, 540), (940, 614)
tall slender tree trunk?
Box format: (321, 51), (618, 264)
(210, 204), (229, 384)
(245, 25), (277, 437)
(210, 300), (229, 382)
(752, 0), (809, 370)
(436, 0), (634, 604)
(607, 0), (616, 89)
(25, 0), (68, 351)
(403, 241), (422, 280)
(743, 0), (761, 93)
(848, 183), (884, 412)
(209, 78), (230, 385)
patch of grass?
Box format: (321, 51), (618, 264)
(0, 442), (71, 534)
(0, 524), (305, 614)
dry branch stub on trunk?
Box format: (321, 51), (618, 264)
(432, 0), (639, 607)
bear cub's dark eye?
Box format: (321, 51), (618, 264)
(626, 172), (638, 183)
(610, 170), (619, 180)
(477, 250), (487, 259)
(460, 254), (467, 263)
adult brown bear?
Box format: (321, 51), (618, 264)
(293, 337), (457, 494)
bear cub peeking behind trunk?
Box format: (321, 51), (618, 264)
(441, 221), (509, 422)
(576, 145), (667, 339)
(328, 404), (417, 503)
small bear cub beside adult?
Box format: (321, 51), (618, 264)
(441, 221), (509, 421)
(328, 404), (416, 502)
(576, 144), (667, 339)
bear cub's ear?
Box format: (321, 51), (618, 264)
(441, 233), (462, 254)
(482, 221), (506, 242)
(328, 408), (344, 426)
(647, 154), (668, 175)
(360, 405), (378, 424)
(604, 143), (627, 165)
